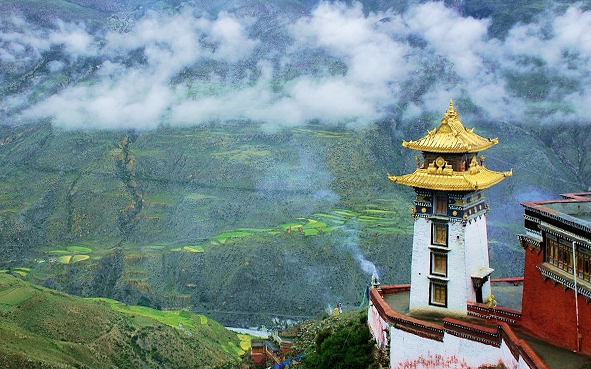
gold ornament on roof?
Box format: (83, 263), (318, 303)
(402, 100), (499, 154)
(468, 156), (480, 175)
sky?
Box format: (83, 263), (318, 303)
(2, 1), (591, 131)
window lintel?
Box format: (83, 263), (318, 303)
(429, 245), (451, 252)
(427, 275), (450, 283)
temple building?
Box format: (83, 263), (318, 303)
(368, 101), (591, 369)
(388, 100), (512, 315)
(519, 192), (591, 354)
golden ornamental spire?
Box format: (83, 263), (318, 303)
(445, 99), (457, 121)
(402, 99), (498, 154)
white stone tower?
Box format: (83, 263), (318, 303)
(389, 101), (512, 315)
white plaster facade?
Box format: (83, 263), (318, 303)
(388, 323), (528, 369)
(409, 213), (491, 315)
(368, 300), (390, 348)
(368, 303), (536, 369)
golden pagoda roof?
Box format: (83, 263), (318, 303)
(388, 155), (512, 191)
(403, 100), (498, 153)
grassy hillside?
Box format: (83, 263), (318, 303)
(0, 273), (246, 368)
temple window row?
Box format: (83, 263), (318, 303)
(430, 221), (449, 307)
(545, 234), (591, 283)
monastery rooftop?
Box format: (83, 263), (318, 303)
(374, 280), (591, 369)
(523, 192), (591, 232)
(379, 279), (523, 322)
(389, 100), (512, 191)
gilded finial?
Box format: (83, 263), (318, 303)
(446, 99), (457, 116)
(439, 99), (459, 129)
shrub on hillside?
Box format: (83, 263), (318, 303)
(303, 319), (374, 369)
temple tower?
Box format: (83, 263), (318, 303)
(389, 101), (512, 315)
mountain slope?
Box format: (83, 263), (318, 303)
(0, 273), (245, 368)
(0, 119), (583, 329)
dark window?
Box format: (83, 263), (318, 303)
(577, 248), (591, 282)
(431, 252), (447, 277)
(545, 234), (573, 273)
(435, 195), (447, 215)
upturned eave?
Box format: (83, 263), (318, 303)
(387, 167), (512, 191)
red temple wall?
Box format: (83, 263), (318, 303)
(520, 247), (591, 355)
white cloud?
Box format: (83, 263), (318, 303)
(209, 12), (259, 62)
(0, 18), (51, 65)
(553, 7), (591, 60)
(405, 2), (491, 79)
(48, 21), (97, 58)
(47, 60), (65, 72)
(25, 69), (174, 129)
(8, 1), (591, 130)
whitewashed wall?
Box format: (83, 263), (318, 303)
(409, 217), (431, 311)
(388, 325), (523, 369)
(408, 215), (492, 315)
(463, 214), (492, 302)
(368, 301), (389, 348)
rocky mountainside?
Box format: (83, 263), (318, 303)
(0, 118), (583, 328)
(1, 0), (590, 330)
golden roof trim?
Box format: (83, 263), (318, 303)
(387, 165), (513, 191)
(402, 100), (498, 153)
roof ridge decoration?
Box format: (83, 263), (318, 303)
(402, 100), (499, 154)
